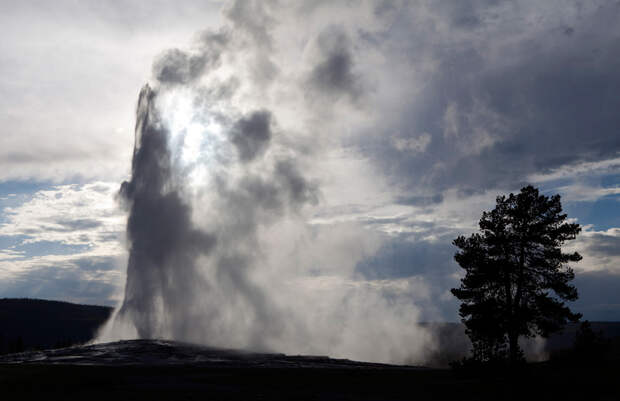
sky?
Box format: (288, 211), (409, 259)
(1, 0), (619, 325)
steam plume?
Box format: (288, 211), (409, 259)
(98, 1), (433, 364)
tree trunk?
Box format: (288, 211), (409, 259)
(509, 331), (519, 365)
(509, 241), (526, 365)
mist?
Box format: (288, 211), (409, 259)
(97, 1), (434, 364)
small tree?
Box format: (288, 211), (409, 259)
(452, 185), (582, 364)
(573, 320), (609, 363)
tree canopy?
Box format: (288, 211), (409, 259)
(451, 185), (582, 363)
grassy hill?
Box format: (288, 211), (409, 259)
(0, 298), (112, 354)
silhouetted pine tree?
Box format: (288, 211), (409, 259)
(452, 185), (582, 365)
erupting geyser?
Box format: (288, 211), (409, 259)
(117, 84), (217, 339)
(98, 75), (323, 350)
(97, 7), (433, 364)
(101, 81), (317, 347)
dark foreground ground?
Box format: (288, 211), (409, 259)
(1, 340), (618, 401)
(1, 360), (618, 400)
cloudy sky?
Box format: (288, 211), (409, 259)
(1, 0), (619, 325)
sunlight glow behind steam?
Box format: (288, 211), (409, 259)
(158, 88), (227, 191)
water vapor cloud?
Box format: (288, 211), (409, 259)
(99, 0), (433, 364)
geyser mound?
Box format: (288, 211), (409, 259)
(0, 339), (424, 369)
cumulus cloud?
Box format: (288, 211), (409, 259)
(0, 183), (126, 304)
(566, 227), (620, 273)
(0, 182), (124, 251)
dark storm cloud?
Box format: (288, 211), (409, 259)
(230, 111), (272, 162)
(363, 1), (620, 193)
(308, 28), (362, 101)
(448, 41), (620, 188)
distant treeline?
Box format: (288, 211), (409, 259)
(0, 298), (112, 355)
(421, 321), (620, 367)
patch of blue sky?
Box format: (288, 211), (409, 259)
(537, 174), (620, 231)
(0, 234), (28, 247)
(0, 180), (56, 224)
(1, 235), (91, 260)
(13, 240), (91, 258)
(0, 180), (53, 196)
(0, 234), (30, 255)
(565, 195), (620, 231)
(600, 173), (620, 188)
